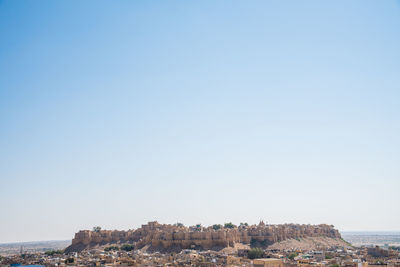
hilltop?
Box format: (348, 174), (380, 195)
(65, 221), (347, 253)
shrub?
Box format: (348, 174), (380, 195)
(212, 224), (222, 230)
(93, 226), (101, 232)
(248, 247), (264, 259)
(288, 252), (298, 260)
(120, 244), (134, 251)
(65, 257), (75, 264)
(104, 246), (119, 252)
(224, 222), (236, 229)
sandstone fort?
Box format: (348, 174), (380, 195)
(66, 221), (341, 253)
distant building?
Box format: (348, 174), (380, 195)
(253, 258), (284, 267)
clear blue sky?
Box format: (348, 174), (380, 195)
(1, 0), (399, 243)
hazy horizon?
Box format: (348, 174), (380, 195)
(2, 230), (400, 245)
(1, 0), (400, 243)
(1, 229), (400, 245)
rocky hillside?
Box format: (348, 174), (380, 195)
(267, 236), (350, 251)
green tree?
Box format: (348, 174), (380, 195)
(104, 246), (119, 252)
(45, 250), (63, 256)
(93, 226), (101, 232)
(65, 257), (75, 264)
(175, 222), (184, 227)
(212, 224), (222, 230)
(288, 252), (298, 260)
(224, 222), (236, 229)
(248, 248), (264, 259)
(121, 244), (134, 251)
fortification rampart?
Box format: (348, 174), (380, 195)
(67, 221), (341, 252)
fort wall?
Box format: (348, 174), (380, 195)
(68, 221), (341, 252)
